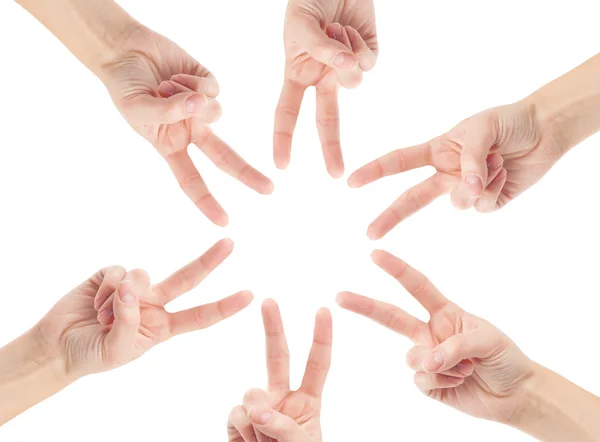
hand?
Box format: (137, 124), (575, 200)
(348, 101), (564, 239)
(102, 26), (274, 226)
(275, 0), (378, 177)
(337, 250), (535, 423)
(36, 239), (253, 377)
(227, 299), (332, 442)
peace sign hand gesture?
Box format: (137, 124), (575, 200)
(37, 239), (253, 377)
(337, 250), (535, 424)
(228, 299), (332, 442)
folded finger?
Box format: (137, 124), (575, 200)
(165, 150), (229, 226)
(475, 168), (507, 213)
(326, 23), (362, 89)
(227, 406), (256, 442)
(315, 85), (344, 178)
(169, 291), (253, 336)
(406, 346), (473, 377)
(194, 131), (274, 195)
(122, 93), (218, 126)
(94, 266), (126, 311)
(451, 152), (503, 210)
(367, 175), (445, 240)
(169, 74), (220, 97)
(345, 26), (378, 72)
(414, 372), (465, 395)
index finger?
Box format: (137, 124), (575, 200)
(155, 238), (234, 304)
(299, 308), (332, 398)
(371, 250), (448, 315)
(347, 143), (432, 188)
(261, 299), (290, 392)
(194, 130), (274, 195)
(274, 79), (305, 170)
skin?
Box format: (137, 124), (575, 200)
(16, 0), (274, 226)
(349, 53), (600, 240)
(228, 300), (332, 442)
(0, 239), (253, 425)
(337, 250), (600, 440)
(275, 0), (378, 177)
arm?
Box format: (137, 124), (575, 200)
(526, 53), (600, 152)
(0, 328), (73, 425)
(511, 363), (600, 442)
(14, 0), (137, 80)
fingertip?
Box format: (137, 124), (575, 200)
(367, 225), (381, 241)
(237, 290), (254, 306)
(347, 173), (361, 188)
(333, 52), (358, 70)
(317, 306), (332, 319)
(328, 165), (345, 179)
(213, 212), (229, 227)
(262, 298), (278, 310)
(263, 180), (276, 195)
(423, 350), (445, 373)
(220, 237), (235, 253)
(248, 406), (272, 425)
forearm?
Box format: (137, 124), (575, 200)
(510, 363), (600, 442)
(0, 327), (73, 426)
(15, 0), (139, 78)
(525, 53), (600, 152)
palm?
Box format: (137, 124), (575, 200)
(272, 390), (322, 439)
(415, 305), (525, 422)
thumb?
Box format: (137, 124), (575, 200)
(104, 269), (149, 366)
(121, 92), (212, 126)
(460, 113), (497, 197)
(248, 406), (313, 442)
(422, 327), (505, 373)
(287, 13), (357, 70)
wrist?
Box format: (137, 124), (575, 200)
(16, 0), (142, 79)
(521, 54), (600, 154)
(508, 362), (600, 442)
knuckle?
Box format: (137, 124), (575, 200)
(179, 172), (204, 192)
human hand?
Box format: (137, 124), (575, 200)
(227, 299), (332, 442)
(36, 239), (253, 378)
(337, 250), (535, 423)
(348, 101), (564, 239)
(275, 0), (378, 177)
(102, 26), (274, 226)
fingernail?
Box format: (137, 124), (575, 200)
(424, 350), (444, 371)
(160, 81), (177, 96)
(185, 94), (205, 114)
(333, 52), (356, 69)
(250, 407), (272, 425)
(457, 362), (472, 376)
(119, 284), (136, 304)
(464, 175), (482, 195)
(487, 156), (502, 170)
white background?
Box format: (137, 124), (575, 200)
(1, 0), (599, 441)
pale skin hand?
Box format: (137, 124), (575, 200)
(37, 239), (253, 376)
(337, 250), (535, 423)
(102, 27), (274, 226)
(349, 101), (563, 239)
(227, 299), (332, 442)
(275, 0), (378, 177)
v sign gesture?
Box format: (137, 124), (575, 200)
(228, 299), (332, 442)
(275, 0), (378, 177)
(337, 250), (534, 424)
(37, 239), (253, 377)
